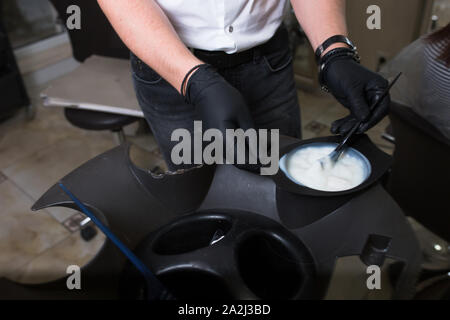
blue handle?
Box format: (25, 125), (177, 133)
(58, 182), (171, 299)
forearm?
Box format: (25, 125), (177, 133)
(290, 0), (348, 54)
(97, 0), (202, 93)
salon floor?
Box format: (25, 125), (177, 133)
(0, 78), (401, 299)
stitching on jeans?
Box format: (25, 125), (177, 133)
(263, 55), (293, 72)
(132, 71), (163, 85)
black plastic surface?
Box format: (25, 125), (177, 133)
(64, 108), (138, 131)
(387, 102), (450, 241)
(121, 211), (317, 300)
(0, 136), (422, 300)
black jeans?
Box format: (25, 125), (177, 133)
(131, 36), (301, 171)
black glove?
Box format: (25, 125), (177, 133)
(321, 54), (390, 135)
(184, 64), (259, 171)
(184, 64), (254, 133)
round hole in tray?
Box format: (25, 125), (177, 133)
(158, 269), (233, 299)
(236, 233), (303, 299)
(153, 216), (232, 255)
(120, 268), (233, 300)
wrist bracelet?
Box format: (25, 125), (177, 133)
(315, 35), (356, 63)
(318, 47), (360, 92)
(319, 47), (360, 69)
(181, 64), (206, 98)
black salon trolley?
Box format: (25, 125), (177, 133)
(0, 135), (421, 300)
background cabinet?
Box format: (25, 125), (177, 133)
(0, 19), (29, 121)
(292, 0), (441, 91)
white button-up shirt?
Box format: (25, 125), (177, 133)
(155, 0), (289, 53)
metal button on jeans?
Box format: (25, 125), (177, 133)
(228, 25), (234, 33)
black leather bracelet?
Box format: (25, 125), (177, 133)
(318, 47), (360, 92)
(320, 47), (359, 66)
(314, 35), (356, 63)
(181, 64), (206, 98)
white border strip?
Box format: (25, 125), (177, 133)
(42, 96), (145, 118)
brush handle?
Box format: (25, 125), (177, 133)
(58, 183), (174, 300)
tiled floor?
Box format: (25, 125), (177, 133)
(0, 77), (395, 290)
(0, 80), (171, 285)
(0, 85), (114, 284)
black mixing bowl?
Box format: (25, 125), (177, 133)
(273, 134), (392, 197)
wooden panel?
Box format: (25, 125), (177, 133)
(346, 0), (433, 70)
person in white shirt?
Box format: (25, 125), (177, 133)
(98, 0), (390, 170)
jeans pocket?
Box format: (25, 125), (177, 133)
(130, 53), (162, 85)
(262, 46), (293, 73)
(131, 62), (194, 120)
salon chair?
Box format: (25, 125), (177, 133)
(387, 102), (450, 242)
(48, 0), (139, 144)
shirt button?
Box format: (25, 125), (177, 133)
(228, 25), (234, 33)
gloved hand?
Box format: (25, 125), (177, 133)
(184, 64), (254, 133)
(184, 64), (259, 170)
(321, 55), (390, 135)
